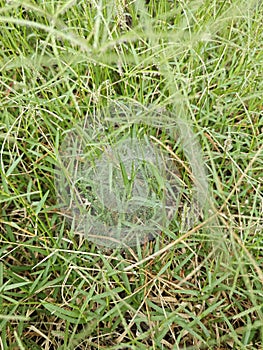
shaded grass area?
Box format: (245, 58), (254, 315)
(0, 0), (262, 349)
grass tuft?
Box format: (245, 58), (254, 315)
(0, 0), (262, 349)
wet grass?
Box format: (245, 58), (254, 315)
(0, 0), (262, 349)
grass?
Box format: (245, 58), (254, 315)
(0, 0), (262, 349)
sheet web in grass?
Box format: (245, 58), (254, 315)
(55, 104), (208, 248)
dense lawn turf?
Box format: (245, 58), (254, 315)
(0, 0), (262, 349)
